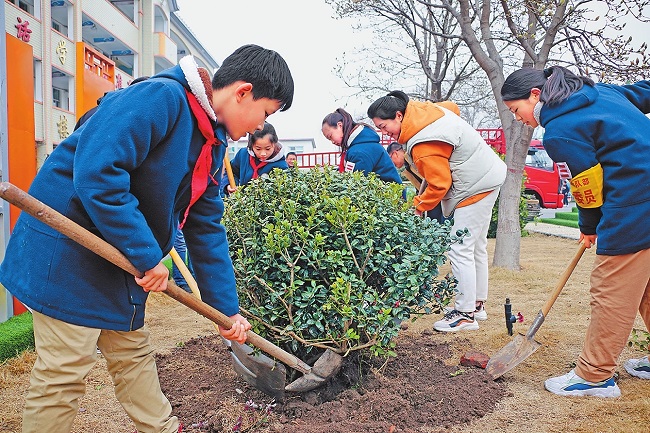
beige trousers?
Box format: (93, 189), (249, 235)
(576, 248), (650, 382)
(23, 311), (179, 433)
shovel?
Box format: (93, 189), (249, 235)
(485, 242), (587, 379)
(169, 247), (288, 400)
(0, 181), (342, 398)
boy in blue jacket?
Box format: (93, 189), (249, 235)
(0, 44), (294, 432)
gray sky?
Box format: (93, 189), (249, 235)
(175, 0), (362, 152)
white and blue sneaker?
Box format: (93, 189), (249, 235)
(624, 356), (650, 379)
(433, 309), (479, 332)
(544, 369), (621, 398)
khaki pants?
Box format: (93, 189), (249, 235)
(576, 248), (650, 382)
(23, 311), (179, 433)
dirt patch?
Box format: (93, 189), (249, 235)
(157, 332), (506, 432)
(1, 234), (649, 433)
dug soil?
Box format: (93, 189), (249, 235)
(1, 234), (649, 433)
(157, 332), (505, 433)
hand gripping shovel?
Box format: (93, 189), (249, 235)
(168, 247), (288, 400)
(0, 182), (342, 399)
(486, 242), (587, 379)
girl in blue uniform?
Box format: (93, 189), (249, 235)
(502, 65), (650, 398)
(224, 122), (288, 194)
(321, 108), (402, 185)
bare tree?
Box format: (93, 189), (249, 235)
(329, 0), (649, 269)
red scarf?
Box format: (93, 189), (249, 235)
(338, 151), (347, 173)
(179, 89), (220, 229)
(249, 155), (269, 179)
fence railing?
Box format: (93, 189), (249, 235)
(296, 128), (505, 168)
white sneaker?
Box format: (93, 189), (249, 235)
(544, 369), (621, 398)
(433, 309), (479, 332)
(624, 356), (650, 379)
(474, 301), (487, 321)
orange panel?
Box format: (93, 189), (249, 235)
(6, 34), (35, 316)
(76, 43), (115, 120)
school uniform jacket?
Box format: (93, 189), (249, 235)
(344, 126), (402, 185)
(0, 56), (240, 331)
(540, 80), (650, 255)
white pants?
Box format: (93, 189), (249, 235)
(450, 188), (500, 313)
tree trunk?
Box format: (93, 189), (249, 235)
(493, 117), (532, 269)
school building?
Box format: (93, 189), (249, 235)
(0, 0), (220, 322)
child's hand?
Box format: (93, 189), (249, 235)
(579, 233), (597, 249)
(226, 185), (237, 194)
(218, 313), (251, 344)
(135, 262), (169, 292)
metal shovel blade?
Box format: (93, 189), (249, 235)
(285, 349), (343, 392)
(222, 338), (286, 401)
(485, 333), (542, 379)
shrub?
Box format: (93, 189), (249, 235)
(223, 167), (460, 361)
(0, 312), (34, 363)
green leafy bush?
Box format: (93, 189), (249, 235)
(223, 167), (459, 361)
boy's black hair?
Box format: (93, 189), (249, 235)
(386, 142), (403, 154)
(212, 44), (294, 112)
(286, 151), (297, 157)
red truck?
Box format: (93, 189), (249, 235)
(295, 128), (566, 209)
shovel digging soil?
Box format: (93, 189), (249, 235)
(486, 242), (587, 379)
(0, 181), (342, 399)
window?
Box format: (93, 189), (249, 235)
(52, 88), (61, 108)
(52, 68), (71, 110)
(51, 1), (70, 37)
(17, 0), (34, 15)
(526, 148), (554, 171)
(33, 60), (43, 102)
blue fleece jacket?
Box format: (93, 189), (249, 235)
(540, 80), (650, 255)
(344, 126), (402, 184)
(0, 61), (240, 330)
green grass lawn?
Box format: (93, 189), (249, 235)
(538, 206), (579, 228)
(0, 311), (34, 363)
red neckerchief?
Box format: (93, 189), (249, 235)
(179, 89), (220, 229)
(249, 154), (269, 179)
(338, 151), (346, 173)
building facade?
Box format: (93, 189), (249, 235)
(0, 0), (218, 321)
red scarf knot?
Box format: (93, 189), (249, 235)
(249, 154), (269, 179)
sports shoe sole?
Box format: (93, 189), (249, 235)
(624, 359), (650, 379)
(433, 320), (479, 332)
(544, 381), (621, 398)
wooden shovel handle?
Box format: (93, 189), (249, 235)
(0, 181), (312, 375)
(224, 155), (236, 189)
(541, 242), (587, 316)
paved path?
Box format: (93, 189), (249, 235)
(524, 221), (580, 240)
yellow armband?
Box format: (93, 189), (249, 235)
(569, 163), (603, 208)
